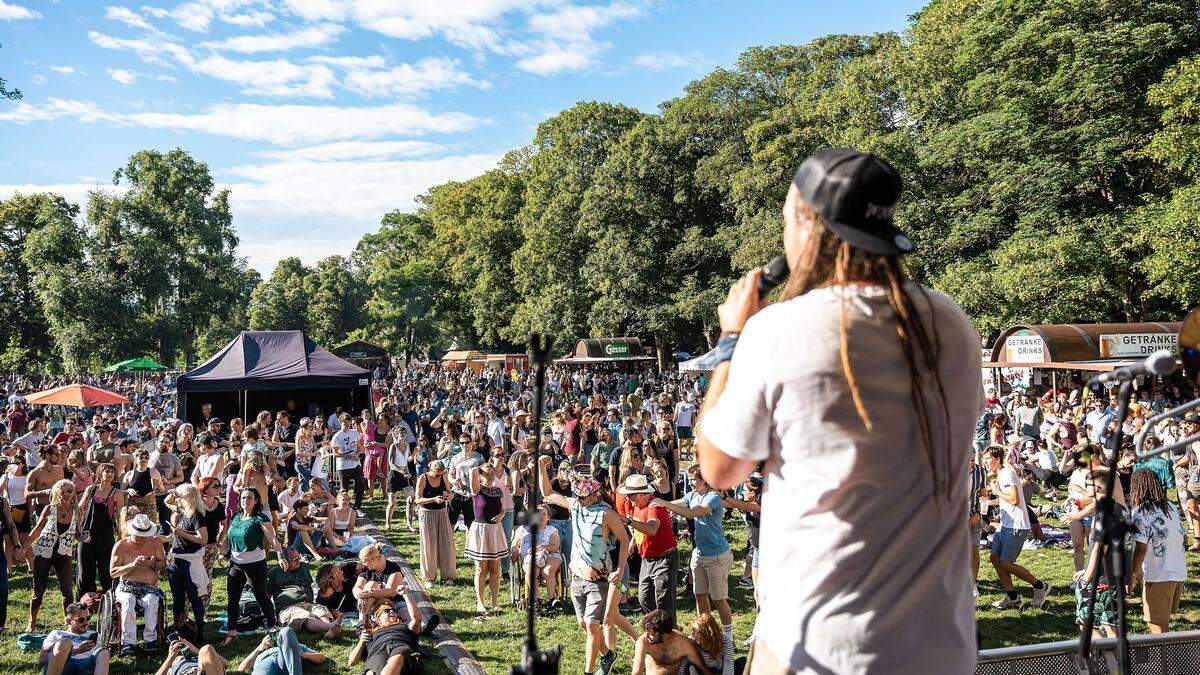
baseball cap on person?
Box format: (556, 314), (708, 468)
(791, 147), (911, 256)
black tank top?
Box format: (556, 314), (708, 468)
(421, 475), (447, 510)
(130, 468), (152, 496)
(91, 487), (116, 538)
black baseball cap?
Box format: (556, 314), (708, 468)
(792, 147), (912, 256)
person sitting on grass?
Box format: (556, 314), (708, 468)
(153, 634), (228, 675)
(235, 629), (326, 675)
(353, 545), (438, 633)
(347, 604), (434, 675)
(630, 610), (712, 675)
(269, 547), (342, 640)
(40, 602), (111, 675)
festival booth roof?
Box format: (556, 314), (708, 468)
(555, 337), (656, 364)
(178, 331), (368, 392)
(332, 340), (389, 361)
(441, 350), (486, 362)
(983, 322), (1181, 372)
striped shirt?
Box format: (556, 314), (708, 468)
(969, 463), (986, 515)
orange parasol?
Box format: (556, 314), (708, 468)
(24, 384), (131, 408)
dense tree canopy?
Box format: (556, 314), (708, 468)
(6, 0), (1200, 371)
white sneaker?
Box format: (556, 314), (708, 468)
(1031, 582), (1052, 608)
(991, 596), (1023, 610)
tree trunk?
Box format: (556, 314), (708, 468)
(654, 332), (669, 372)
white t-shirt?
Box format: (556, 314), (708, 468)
(700, 284), (983, 675)
(996, 467), (1030, 529)
(42, 629), (98, 661)
(674, 401), (697, 427)
(332, 429), (361, 470)
(1132, 503), (1188, 583)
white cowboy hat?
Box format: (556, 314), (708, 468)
(617, 474), (653, 495)
(125, 513), (157, 538)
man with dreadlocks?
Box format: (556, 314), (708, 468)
(1128, 468), (1188, 633)
(695, 148), (985, 675)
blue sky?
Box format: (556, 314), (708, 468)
(1, 0), (926, 273)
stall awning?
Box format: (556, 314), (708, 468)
(441, 350), (485, 362)
(555, 355), (656, 364)
(986, 322), (1181, 373)
(980, 358), (1150, 372)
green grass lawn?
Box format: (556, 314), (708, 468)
(4, 493), (1200, 674)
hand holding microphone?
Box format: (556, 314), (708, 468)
(718, 254), (790, 334)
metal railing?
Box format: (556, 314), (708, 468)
(975, 630), (1200, 675)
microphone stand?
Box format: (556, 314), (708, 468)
(510, 333), (562, 675)
(1077, 379), (1134, 673)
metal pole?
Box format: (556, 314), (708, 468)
(1078, 379), (1133, 673)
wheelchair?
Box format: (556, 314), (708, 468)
(94, 587), (167, 650)
(508, 551), (567, 611)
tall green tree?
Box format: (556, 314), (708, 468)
(248, 257), (311, 331)
(901, 0), (1200, 337)
(23, 198), (145, 372)
(304, 255), (366, 346)
(0, 193), (73, 369)
(88, 148), (245, 364)
(419, 164), (525, 348)
(507, 102), (645, 347)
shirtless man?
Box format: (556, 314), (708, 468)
(26, 445), (67, 518)
(632, 610), (712, 675)
(109, 513), (167, 656)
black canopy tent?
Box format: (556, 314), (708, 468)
(177, 331), (371, 426)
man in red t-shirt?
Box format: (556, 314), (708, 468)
(618, 474), (678, 621)
(560, 404), (581, 459)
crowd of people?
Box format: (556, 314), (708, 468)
(970, 380), (1197, 638)
(3, 359), (1197, 675)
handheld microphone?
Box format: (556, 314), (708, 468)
(757, 254), (790, 298)
(1089, 350), (1177, 385)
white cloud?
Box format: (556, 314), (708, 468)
(89, 30), (194, 66)
(49, 65), (76, 74)
(342, 57), (490, 97)
(255, 140), (443, 161)
(108, 68), (139, 85)
(193, 55), (338, 97)
(105, 5), (154, 30)
(30, 74), (46, 84)
(516, 41), (595, 74)
(156, 74), (179, 82)
(631, 50), (710, 71)
(220, 9), (274, 27)
(173, 1), (216, 31)
(527, 1), (639, 40)
(200, 23), (343, 53)
(514, 2), (642, 75)
(279, 0), (348, 22)
(0, 98), (484, 145)
(305, 54), (386, 69)
(0, 98), (112, 124)
(0, 0), (39, 21)
(221, 152), (503, 271)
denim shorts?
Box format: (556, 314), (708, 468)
(991, 527), (1029, 563)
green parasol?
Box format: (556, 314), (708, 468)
(104, 357), (167, 372)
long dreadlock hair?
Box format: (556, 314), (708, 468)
(1129, 468), (1171, 515)
(779, 196), (953, 500)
